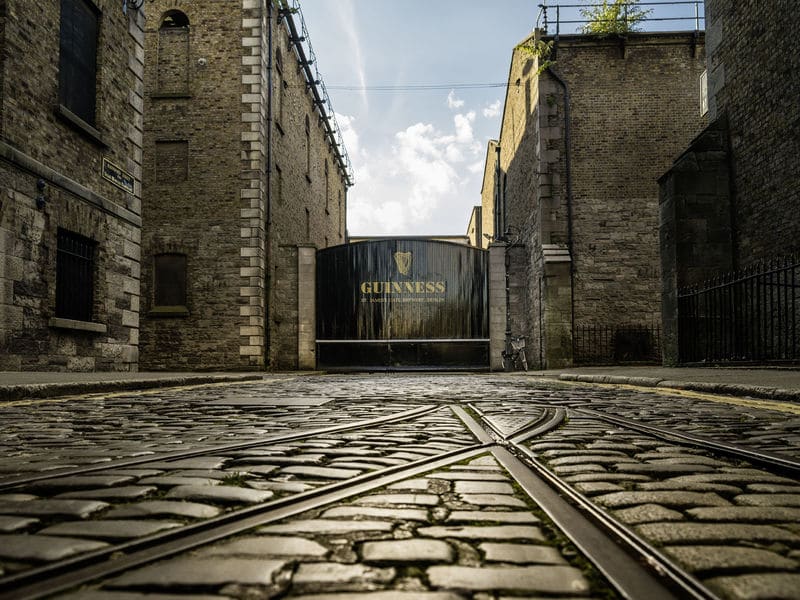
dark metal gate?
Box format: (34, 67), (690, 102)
(316, 239), (489, 369)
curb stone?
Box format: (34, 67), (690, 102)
(0, 375), (264, 402)
(557, 373), (800, 402)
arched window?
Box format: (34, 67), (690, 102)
(157, 10), (190, 95)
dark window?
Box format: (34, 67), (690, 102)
(154, 253), (187, 307)
(305, 115), (311, 176)
(59, 0), (99, 125)
(275, 48), (284, 128)
(325, 160), (330, 212)
(274, 164), (283, 205)
(158, 10), (190, 95)
(56, 229), (96, 322)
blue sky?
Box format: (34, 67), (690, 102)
(297, 1), (704, 237)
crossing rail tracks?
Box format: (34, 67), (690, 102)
(1, 374), (800, 599)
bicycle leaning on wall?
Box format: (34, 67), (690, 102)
(501, 335), (528, 371)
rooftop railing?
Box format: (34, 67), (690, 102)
(537, 1), (704, 37)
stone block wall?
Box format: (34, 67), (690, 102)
(555, 33), (706, 329)
(705, 0), (799, 265)
(140, 0), (247, 370)
(0, 0), (144, 371)
(489, 30), (705, 367)
(139, 1), (348, 371)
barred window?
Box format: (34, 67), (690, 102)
(56, 229), (96, 322)
(154, 253), (187, 307)
(59, 0), (99, 125)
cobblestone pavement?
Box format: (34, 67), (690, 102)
(1, 373), (800, 599)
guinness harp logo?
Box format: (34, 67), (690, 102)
(394, 251), (412, 276)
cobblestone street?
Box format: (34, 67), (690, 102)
(2, 373), (800, 599)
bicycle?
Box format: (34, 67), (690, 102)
(501, 335), (528, 371)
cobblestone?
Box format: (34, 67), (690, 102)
(200, 536), (329, 557)
(664, 545), (798, 574)
(0, 499), (109, 518)
(164, 485), (274, 504)
(0, 534), (108, 561)
(362, 539), (454, 563)
(706, 573), (800, 600)
(38, 520), (182, 540)
(636, 522), (800, 544)
(5, 374), (800, 598)
(108, 557), (287, 588)
(426, 565), (590, 594)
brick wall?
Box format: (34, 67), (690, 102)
(0, 0), (144, 371)
(705, 0), (800, 265)
(556, 34), (706, 329)
(491, 31), (705, 367)
(140, 1), (348, 371)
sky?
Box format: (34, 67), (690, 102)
(296, 1), (704, 237)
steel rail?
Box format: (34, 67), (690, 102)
(0, 443), (490, 600)
(500, 444), (718, 600)
(454, 404), (719, 600)
(508, 407), (568, 443)
(577, 407), (800, 477)
(0, 404), (441, 490)
(465, 403), (567, 443)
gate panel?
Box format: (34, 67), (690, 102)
(316, 239), (488, 368)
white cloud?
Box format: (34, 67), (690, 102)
(447, 90), (465, 109)
(483, 99), (502, 118)
(346, 100), (485, 235)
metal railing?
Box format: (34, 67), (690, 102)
(573, 323), (662, 364)
(537, 1), (704, 36)
(678, 256), (800, 364)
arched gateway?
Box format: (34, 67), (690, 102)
(316, 239), (489, 369)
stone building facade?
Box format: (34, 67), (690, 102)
(659, 1), (799, 364)
(0, 0), (145, 371)
(487, 30), (705, 368)
(139, 0), (349, 371)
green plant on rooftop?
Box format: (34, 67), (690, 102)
(580, 0), (652, 35)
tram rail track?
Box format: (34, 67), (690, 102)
(3, 378), (800, 600)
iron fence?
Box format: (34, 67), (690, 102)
(678, 256), (800, 364)
(537, 1), (705, 36)
(573, 323), (662, 364)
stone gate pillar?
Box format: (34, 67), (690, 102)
(297, 245), (316, 370)
(488, 243), (507, 370)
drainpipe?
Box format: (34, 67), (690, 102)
(545, 66), (576, 356)
(264, 0), (274, 369)
(494, 144), (502, 240)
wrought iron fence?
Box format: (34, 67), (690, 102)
(537, 1), (705, 36)
(573, 323), (662, 364)
(678, 256), (800, 364)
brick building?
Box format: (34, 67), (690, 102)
(659, 1), (799, 364)
(484, 30), (705, 368)
(139, 0), (350, 370)
(0, 0), (145, 371)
